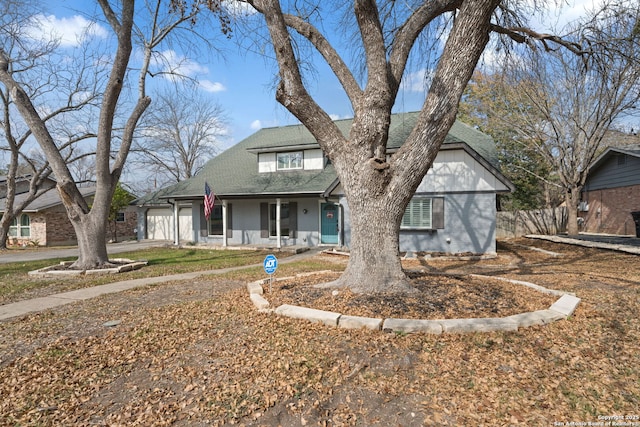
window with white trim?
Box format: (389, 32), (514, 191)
(277, 151), (303, 170)
(269, 203), (290, 237)
(9, 214), (30, 237)
(208, 205), (224, 235)
(401, 198), (432, 229)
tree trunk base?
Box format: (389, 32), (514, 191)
(315, 272), (418, 294)
(69, 260), (119, 270)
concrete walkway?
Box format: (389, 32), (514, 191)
(0, 240), (171, 264)
(526, 234), (640, 255)
(0, 249), (319, 321)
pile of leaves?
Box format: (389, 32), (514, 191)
(0, 238), (639, 426)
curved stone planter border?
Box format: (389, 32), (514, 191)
(246, 271), (580, 334)
(28, 258), (148, 278)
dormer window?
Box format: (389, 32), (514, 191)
(277, 151), (303, 170)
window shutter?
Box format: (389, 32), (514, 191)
(432, 197), (445, 229)
(227, 203), (233, 238)
(260, 203), (269, 238)
(289, 202), (297, 238)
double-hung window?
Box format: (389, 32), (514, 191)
(401, 198), (433, 229)
(277, 151), (303, 170)
(9, 214), (30, 237)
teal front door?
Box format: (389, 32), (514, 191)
(320, 203), (339, 244)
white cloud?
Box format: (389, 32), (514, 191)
(30, 14), (108, 47)
(200, 80), (226, 93)
(152, 49), (209, 78)
(400, 68), (432, 94)
(223, 0), (257, 17)
(328, 114), (353, 121)
(250, 120), (262, 130)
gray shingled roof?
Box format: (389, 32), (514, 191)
(138, 112), (502, 203)
(1, 186), (96, 212)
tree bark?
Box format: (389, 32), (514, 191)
(334, 192), (414, 293)
(565, 187), (582, 236)
(72, 212), (111, 268)
(0, 214), (12, 250)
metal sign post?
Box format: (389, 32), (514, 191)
(263, 254), (278, 293)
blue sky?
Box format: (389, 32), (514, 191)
(42, 0), (414, 147)
(33, 0), (597, 173)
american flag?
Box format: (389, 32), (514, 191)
(204, 182), (215, 220)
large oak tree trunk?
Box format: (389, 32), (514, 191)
(252, 0), (501, 294)
(335, 190), (414, 293)
(71, 214), (110, 269)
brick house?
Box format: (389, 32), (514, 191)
(1, 177), (137, 246)
(579, 145), (640, 236)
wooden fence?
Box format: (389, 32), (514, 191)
(496, 207), (567, 238)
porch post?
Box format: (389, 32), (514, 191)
(276, 198), (281, 249)
(222, 200), (228, 247)
(173, 200), (180, 246)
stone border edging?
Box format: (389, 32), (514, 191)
(28, 258), (148, 278)
(246, 272), (581, 334)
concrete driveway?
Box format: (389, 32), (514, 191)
(0, 240), (171, 264)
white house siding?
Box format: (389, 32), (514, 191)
(258, 153), (276, 173)
(419, 150), (509, 193)
(303, 149), (324, 170)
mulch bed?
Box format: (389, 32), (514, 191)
(266, 271), (557, 319)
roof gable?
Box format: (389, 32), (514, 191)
(589, 144), (640, 174)
(144, 112), (507, 201)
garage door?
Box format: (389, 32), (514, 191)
(146, 207), (194, 242)
(146, 208), (173, 240)
(178, 207), (193, 242)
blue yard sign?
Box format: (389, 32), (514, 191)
(263, 254), (278, 275)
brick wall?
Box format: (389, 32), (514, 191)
(6, 203), (138, 247)
(6, 213), (47, 247)
(43, 205), (139, 246)
(580, 184), (640, 235)
(30, 213), (47, 246)
(107, 206), (138, 242)
(45, 205), (78, 246)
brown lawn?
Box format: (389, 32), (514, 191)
(0, 238), (638, 426)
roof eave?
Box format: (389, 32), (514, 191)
(246, 143), (321, 154)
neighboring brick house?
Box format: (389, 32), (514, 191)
(580, 145), (640, 236)
(1, 177), (137, 246)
